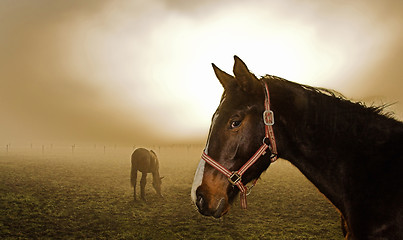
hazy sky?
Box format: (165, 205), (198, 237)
(1, 0), (402, 144)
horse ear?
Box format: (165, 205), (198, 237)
(233, 55), (258, 92)
(212, 63), (235, 90)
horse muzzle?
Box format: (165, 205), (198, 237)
(194, 186), (230, 218)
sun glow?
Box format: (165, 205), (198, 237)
(73, 1), (395, 141)
(55, 2), (403, 141)
(134, 8), (349, 139)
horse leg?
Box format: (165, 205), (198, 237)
(140, 172), (147, 201)
(131, 168), (138, 201)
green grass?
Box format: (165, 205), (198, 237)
(0, 146), (343, 239)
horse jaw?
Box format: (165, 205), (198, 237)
(191, 159), (205, 204)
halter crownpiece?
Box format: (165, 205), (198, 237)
(201, 79), (278, 209)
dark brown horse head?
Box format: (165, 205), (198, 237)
(191, 56), (273, 218)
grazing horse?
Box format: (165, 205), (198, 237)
(131, 148), (163, 201)
(191, 56), (403, 239)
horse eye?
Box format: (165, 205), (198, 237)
(230, 120), (242, 129)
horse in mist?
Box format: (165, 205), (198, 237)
(131, 148), (163, 201)
(191, 56), (403, 239)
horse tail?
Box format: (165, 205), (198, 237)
(130, 154), (136, 187)
(130, 168), (134, 187)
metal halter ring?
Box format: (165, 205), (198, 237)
(263, 137), (271, 146)
(246, 185), (255, 196)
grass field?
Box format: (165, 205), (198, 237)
(0, 145), (343, 239)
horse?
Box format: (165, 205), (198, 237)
(131, 148), (163, 201)
(191, 56), (403, 239)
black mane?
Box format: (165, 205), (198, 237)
(262, 74), (399, 123)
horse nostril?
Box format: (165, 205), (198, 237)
(196, 193), (205, 211)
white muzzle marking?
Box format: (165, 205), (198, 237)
(191, 100), (223, 205)
(191, 159), (205, 203)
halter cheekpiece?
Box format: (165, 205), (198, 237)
(201, 79), (278, 209)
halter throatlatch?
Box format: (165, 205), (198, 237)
(201, 79), (278, 209)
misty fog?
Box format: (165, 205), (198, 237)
(1, 0), (402, 145)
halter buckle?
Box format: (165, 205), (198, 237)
(228, 171), (242, 185)
(263, 110), (274, 126)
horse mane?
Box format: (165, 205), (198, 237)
(262, 74), (397, 121)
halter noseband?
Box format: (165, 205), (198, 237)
(201, 79), (278, 209)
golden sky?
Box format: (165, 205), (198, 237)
(1, 0), (402, 145)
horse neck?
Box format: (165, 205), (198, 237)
(269, 79), (402, 210)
